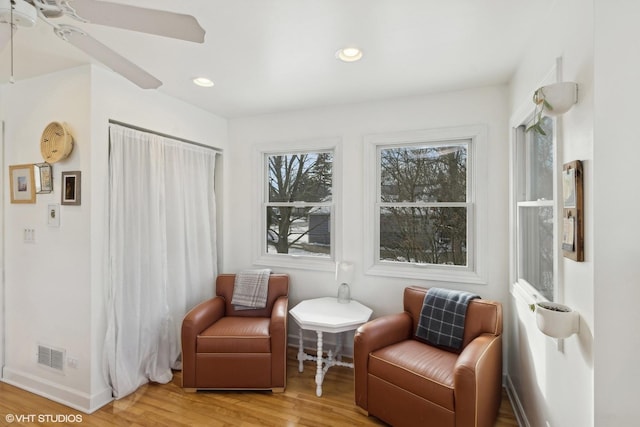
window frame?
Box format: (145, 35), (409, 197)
(254, 138), (342, 272)
(364, 125), (488, 284)
(511, 116), (561, 303)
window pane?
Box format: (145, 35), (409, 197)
(379, 207), (467, 266)
(266, 206), (330, 257)
(519, 206), (554, 300)
(380, 144), (467, 203)
(268, 152), (333, 203)
(526, 116), (553, 201)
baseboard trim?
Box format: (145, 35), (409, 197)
(2, 367), (113, 414)
(505, 374), (530, 427)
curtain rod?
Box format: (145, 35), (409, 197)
(109, 119), (223, 154)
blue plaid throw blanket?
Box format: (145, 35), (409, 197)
(231, 269), (271, 310)
(415, 288), (480, 350)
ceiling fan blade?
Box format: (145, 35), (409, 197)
(66, 0), (205, 43)
(55, 25), (161, 89)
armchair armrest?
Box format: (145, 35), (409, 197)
(181, 296), (225, 388)
(270, 295), (289, 388)
(182, 296), (225, 337)
(354, 312), (413, 410)
(271, 295), (288, 321)
(269, 296), (289, 357)
(355, 312), (413, 354)
(454, 334), (503, 427)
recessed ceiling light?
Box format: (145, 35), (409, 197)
(336, 47), (363, 63)
(193, 77), (214, 87)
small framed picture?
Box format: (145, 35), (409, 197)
(35, 162), (53, 194)
(9, 164), (36, 204)
(61, 171), (81, 206)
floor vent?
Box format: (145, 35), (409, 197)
(37, 345), (65, 371)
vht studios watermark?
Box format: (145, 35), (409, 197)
(5, 413), (83, 423)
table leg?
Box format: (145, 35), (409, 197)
(315, 330), (324, 397)
(297, 329), (304, 373)
(336, 332), (343, 361)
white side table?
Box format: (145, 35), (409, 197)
(289, 297), (373, 397)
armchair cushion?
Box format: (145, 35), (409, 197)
(370, 340), (457, 410)
(197, 317), (271, 353)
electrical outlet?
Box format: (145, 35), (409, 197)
(67, 357), (78, 369)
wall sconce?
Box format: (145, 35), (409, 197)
(335, 262), (354, 303)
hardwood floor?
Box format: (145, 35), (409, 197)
(0, 349), (519, 426)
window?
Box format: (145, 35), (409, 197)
(259, 147), (336, 265)
(378, 142), (469, 266)
(365, 126), (487, 283)
(514, 116), (556, 301)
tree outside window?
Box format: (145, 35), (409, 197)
(265, 151), (333, 257)
(377, 142), (469, 266)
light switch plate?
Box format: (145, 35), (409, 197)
(23, 228), (35, 243)
(47, 204), (60, 227)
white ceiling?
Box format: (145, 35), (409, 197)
(0, 0), (555, 118)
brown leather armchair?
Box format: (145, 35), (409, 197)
(181, 273), (289, 392)
(354, 286), (503, 427)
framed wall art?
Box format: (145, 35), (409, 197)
(61, 171), (81, 206)
(35, 162), (53, 194)
(9, 164), (36, 204)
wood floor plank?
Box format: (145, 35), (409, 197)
(0, 348), (519, 426)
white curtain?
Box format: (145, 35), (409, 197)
(104, 124), (218, 399)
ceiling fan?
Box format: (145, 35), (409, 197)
(0, 0), (205, 89)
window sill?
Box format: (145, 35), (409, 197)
(365, 263), (487, 285)
(254, 254), (335, 272)
(510, 280), (551, 306)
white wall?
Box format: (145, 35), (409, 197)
(1, 67), (95, 410)
(227, 86), (510, 350)
(507, 1), (594, 426)
(0, 87), (6, 374)
(1, 65), (227, 413)
(593, 1), (640, 425)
